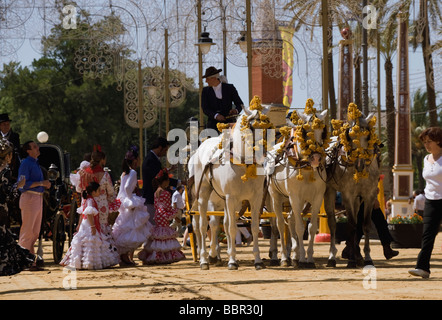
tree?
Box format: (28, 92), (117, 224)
(404, 0), (441, 126)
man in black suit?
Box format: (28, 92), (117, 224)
(0, 113), (20, 179)
(142, 137), (170, 225)
(201, 66), (244, 132)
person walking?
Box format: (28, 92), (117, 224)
(17, 141), (51, 270)
(409, 127), (442, 279)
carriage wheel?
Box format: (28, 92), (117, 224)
(68, 199), (79, 245)
(52, 212), (66, 264)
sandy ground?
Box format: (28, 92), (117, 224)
(1, 233), (442, 301)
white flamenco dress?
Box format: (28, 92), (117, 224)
(60, 198), (120, 270)
(112, 169), (152, 254)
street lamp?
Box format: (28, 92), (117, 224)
(196, 27), (216, 55)
(235, 31), (247, 53)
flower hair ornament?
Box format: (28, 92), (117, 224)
(125, 145), (139, 161)
(155, 168), (169, 180)
(93, 144), (102, 153)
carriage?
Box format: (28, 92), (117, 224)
(9, 143), (79, 265)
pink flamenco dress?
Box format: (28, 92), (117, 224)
(112, 169), (152, 254)
(138, 189), (185, 265)
(60, 197), (119, 270)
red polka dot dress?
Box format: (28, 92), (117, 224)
(138, 189), (185, 264)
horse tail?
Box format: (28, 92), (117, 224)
(192, 163), (211, 212)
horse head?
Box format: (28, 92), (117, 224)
(285, 99), (329, 169)
(331, 103), (380, 182)
(218, 96), (274, 178)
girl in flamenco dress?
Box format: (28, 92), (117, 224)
(138, 169), (185, 265)
(0, 139), (35, 275)
(87, 147), (120, 262)
(112, 146), (152, 265)
(60, 182), (119, 270)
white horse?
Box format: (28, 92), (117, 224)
(267, 105), (328, 268)
(324, 104), (381, 268)
(188, 98), (272, 270)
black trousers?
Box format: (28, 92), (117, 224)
(355, 203), (393, 246)
(416, 199), (442, 273)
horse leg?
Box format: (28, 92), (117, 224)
(287, 211), (300, 266)
(250, 204), (264, 270)
(324, 188), (338, 267)
(363, 200), (374, 266)
(197, 190), (211, 270)
(290, 197), (307, 266)
(306, 203), (321, 268)
(269, 217), (279, 265)
(192, 215), (202, 260)
(225, 195), (239, 270)
(270, 195), (289, 266)
(208, 215), (221, 265)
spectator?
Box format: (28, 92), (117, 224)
(18, 141), (51, 270)
(413, 190), (426, 216)
(409, 127), (442, 279)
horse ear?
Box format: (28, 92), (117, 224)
(286, 118), (296, 128)
(299, 111), (309, 123)
(262, 105), (270, 115)
(243, 105), (252, 116)
(317, 109), (328, 121)
(247, 109), (259, 121)
(366, 112), (375, 122)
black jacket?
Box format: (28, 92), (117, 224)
(201, 83), (243, 131)
(142, 150), (162, 205)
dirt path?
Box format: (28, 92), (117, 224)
(1, 234), (442, 301)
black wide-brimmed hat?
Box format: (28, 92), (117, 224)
(202, 66), (222, 79)
(0, 114), (12, 123)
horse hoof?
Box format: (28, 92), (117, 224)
(364, 260), (374, 266)
(270, 259), (280, 267)
(208, 256), (218, 265)
(255, 262), (266, 270)
(326, 259), (337, 268)
(301, 262), (316, 269)
(280, 260), (289, 267)
(200, 263), (209, 270)
(292, 260), (300, 269)
(228, 263), (239, 270)
(346, 261), (357, 268)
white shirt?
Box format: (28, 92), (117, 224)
(423, 154), (442, 200)
(172, 190), (185, 210)
(414, 194), (426, 211)
(212, 82), (222, 99)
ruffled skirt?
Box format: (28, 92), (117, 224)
(137, 225), (185, 265)
(112, 195), (152, 254)
(0, 225), (35, 276)
(60, 220), (120, 270)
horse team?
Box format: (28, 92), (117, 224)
(188, 96), (382, 270)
